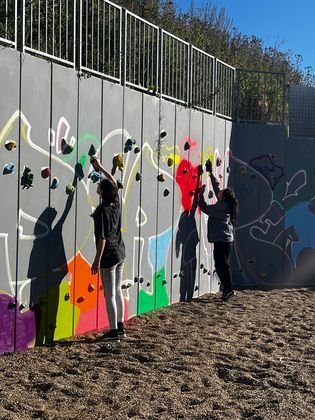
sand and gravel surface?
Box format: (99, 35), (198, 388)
(0, 288), (314, 420)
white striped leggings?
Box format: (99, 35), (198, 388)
(100, 260), (125, 330)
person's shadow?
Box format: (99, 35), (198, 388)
(28, 174), (78, 345)
(175, 182), (200, 302)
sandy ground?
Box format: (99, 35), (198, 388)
(0, 288), (315, 420)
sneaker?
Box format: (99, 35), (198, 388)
(117, 322), (127, 338)
(101, 329), (120, 341)
(222, 290), (235, 302)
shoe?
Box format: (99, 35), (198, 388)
(117, 322), (127, 338)
(101, 329), (120, 341)
(222, 290), (235, 302)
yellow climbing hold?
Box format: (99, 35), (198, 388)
(5, 140), (17, 151)
(113, 154), (124, 171)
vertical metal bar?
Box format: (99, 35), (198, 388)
(179, 40), (182, 101)
(59, 0), (61, 57)
(97, 0), (99, 71)
(91, 0), (94, 69)
(5, 0), (8, 37)
(38, 0), (41, 51)
(30, 0), (33, 47)
(102, 0), (105, 73)
(187, 44), (190, 105)
(85, 0), (88, 67)
(108, 3), (111, 76)
(133, 16), (136, 84)
(65, 0), (68, 60)
(113, 5), (116, 78)
(52, 0), (55, 56)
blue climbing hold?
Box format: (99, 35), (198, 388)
(51, 177), (59, 189)
(3, 163), (15, 175)
(88, 170), (102, 183)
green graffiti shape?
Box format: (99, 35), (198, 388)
(138, 267), (169, 315)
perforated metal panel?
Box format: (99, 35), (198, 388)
(289, 86), (315, 138)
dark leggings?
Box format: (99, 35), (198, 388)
(213, 241), (233, 292)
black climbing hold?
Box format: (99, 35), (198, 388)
(61, 138), (74, 155)
(216, 157), (222, 167)
(75, 163), (84, 181)
(173, 274), (178, 278)
(195, 286), (198, 291)
(8, 302), (16, 310)
(134, 277), (139, 283)
(160, 130), (167, 138)
(135, 172), (142, 182)
(200, 263), (204, 269)
(21, 166), (34, 189)
(157, 174), (165, 182)
(226, 167), (231, 173)
(203, 268), (208, 274)
(88, 144), (97, 157)
(121, 284), (127, 290)
(207, 270), (211, 275)
(162, 280), (167, 285)
(163, 188), (170, 197)
(184, 141), (190, 151)
(167, 157), (174, 167)
(146, 282), (150, 287)
(19, 303), (26, 311)
(139, 277), (144, 284)
(183, 169), (188, 175)
(64, 293), (70, 301)
(116, 180), (123, 189)
(134, 146), (141, 154)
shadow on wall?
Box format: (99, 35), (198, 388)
(175, 199), (199, 302)
(27, 175), (77, 345)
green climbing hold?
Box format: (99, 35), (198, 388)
(162, 280), (167, 285)
(66, 184), (75, 195)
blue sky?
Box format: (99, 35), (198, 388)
(176, 0), (315, 72)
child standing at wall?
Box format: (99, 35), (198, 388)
(198, 160), (238, 301)
(90, 157), (126, 340)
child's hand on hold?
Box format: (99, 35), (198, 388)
(205, 159), (213, 174)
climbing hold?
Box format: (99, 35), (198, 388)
(247, 259), (254, 264)
(134, 146), (141, 154)
(146, 282), (150, 287)
(157, 174), (165, 182)
(75, 162), (84, 181)
(156, 274), (161, 278)
(135, 172), (142, 182)
(163, 188), (170, 197)
(61, 138), (74, 155)
(64, 293), (70, 301)
(240, 166), (247, 174)
(88, 171), (102, 183)
(207, 270), (211, 275)
(192, 174), (197, 179)
(139, 277), (144, 284)
(113, 154), (124, 171)
(116, 180), (123, 189)
(184, 141), (190, 151)
(226, 167), (231, 173)
(219, 174), (223, 179)
(121, 284), (127, 290)
(100, 285), (103, 291)
(88, 283), (95, 292)
(195, 285), (198, 291)
(19, 303), (26, 311)
(183, 169), (188, 175)
(160, 129), (167, 138)
(162, 280), (167, 285)
(216, 157), (222, 167)
(8, 301), (16, 310)
(41, 167), (51, 179)
(203, 268), (208, 274)
(88, 144), (97, 157)
(200, 263), (204, 269)
(126, 282), (132, 289)
(21, 166), (34, 189)
(51, 177), (59, 189)
(3, 163), (15, 175)
(77, 296), (85, 304)
(173, 273), (178, 278)
(124, 138), (133, 153)
(134, 277), (139, 283)
(198, 165), (204, 176)
(90, 156), (96, 164)
(66, 184), (75, 195)
(189, 191), (195, 197)
(167, 157), (174, 167)
(5, 140), (17, 151)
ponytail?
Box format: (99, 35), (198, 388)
(222, 188), (239, 226)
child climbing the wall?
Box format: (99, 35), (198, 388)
(90, 157), (126, 340)
(198, 159), (239, 301)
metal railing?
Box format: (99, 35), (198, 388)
(0, 0), (237, 119)
(125, 11), (159, 92)
(215, 59), (235, 119)
(0, 0), (16, 46)
(235, 69), (286, 124)
(80, 0), (121, 82)
(161, 30), (190, 105)
(191, 46), (215, 113)
(23, 0), (76, 66)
